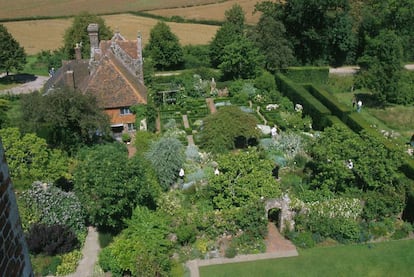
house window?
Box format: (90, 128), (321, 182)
(127, 123), (136, 131)
(120, 107), (131, 115)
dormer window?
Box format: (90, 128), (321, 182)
(120, 107), (131, 115)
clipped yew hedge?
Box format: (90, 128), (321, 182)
(284, 66), (329, 84)
(275, 73), (331, 130)
(304, 84), (351, 121)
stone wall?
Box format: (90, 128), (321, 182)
(0, 139), (33, 277)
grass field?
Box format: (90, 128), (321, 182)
(0, 0), (220, 20)
(199, 239), (414, 277)
(3, 14), (219, 55)
(147, 0), (266, 25)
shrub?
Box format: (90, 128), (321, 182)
(121, 133), (131, 143)
(287, 231), (316, 249)
(225, 245), (237, 258)
(20, 182), (86, 237)
(391, 222), (413, 240)
(26, 224), (79, 255)
(176, 224), (197, 245)
(55, 250), (82, 276)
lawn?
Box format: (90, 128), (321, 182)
(200, 239), (414, 277)
(327, 74), (414, 142)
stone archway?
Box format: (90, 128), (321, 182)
(265, 194), (295, 233)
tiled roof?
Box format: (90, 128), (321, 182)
(83, 54), (146, 108)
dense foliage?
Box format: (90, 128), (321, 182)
(145, 136), (185, 190)
(99, 206), (172, 277)
(0, 24), (26, 75)
(145, 21), (184, 70)
(63, 12), (112, 60)
(200, 106), (261, 153)
(73, 143), (161, 232)
(0, 128), (69, 188)
(19, 181), (86, 236)
(19, 89), (111, 153)
(26, 223), (79, 256)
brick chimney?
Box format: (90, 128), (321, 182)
(87, 23), (99, 59)
(65, 70), (75, 90)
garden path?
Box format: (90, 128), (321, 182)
(65, 226), (101, 277)
(205, 98), (216, 114)
(186, 223), (298, 277)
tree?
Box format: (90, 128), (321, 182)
(218, 36), (264, 80)
(145, 136), (185, 190)
(0, 24), (26, 75)
(252, 2), (294, 71)
(200, 106), (261, 154)
(209, 4), (246, 67)
(63, 12), (112, 60)
(145, 21), (184, 70)
(355, 29), (404, 104)
(73, 143), (161, 232)
(19, 89), (111, 153)
(274, 0), (356, 66)
(208, 150), (280, 210)
(0, 127), (69, 189)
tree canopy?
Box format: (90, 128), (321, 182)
(73, 143), (161, 232)
(145, 21), (184, 71)
(355, 29), (407, 104)
(0, 127), (69, 189)
(200, 106), (261, 154)
(0, 24), (26, 75)
(19, 88), (111, 153)
(209, 4), (246, 68)
(63, 12), (113, 60)
(273, 0), (356, 66)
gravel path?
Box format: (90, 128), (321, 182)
(0, 75), (49, 95)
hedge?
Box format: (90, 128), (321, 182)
(283, 66), (329, 84)
(275, 73), (331, 130)
(304, 84), (351, 121)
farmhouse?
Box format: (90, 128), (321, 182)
(44, 23), (147, 139)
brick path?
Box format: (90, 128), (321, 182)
(205, 98), (216, 114)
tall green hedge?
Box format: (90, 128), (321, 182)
(275, 73), (331, 130)
(304, 84), (351, 121)
(284, 66), (329, 84)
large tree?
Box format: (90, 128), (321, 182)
(0, 24), (26, 75)
(250, 5), (293, 72)
(73, 143), (161, 232)
(145, 21), (184, 71)
(355, 29), (405, 104)
(209, 4), (246, 68)
(19, 88), (111, 153)
(200, 106), (261, 154)
(218, 36), (264, 80)
(63, 12), (113, 60)
(274, 0), (356, 66)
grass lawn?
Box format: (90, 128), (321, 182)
(200, 239), (414, 277)
(327, 74), (414, 142)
